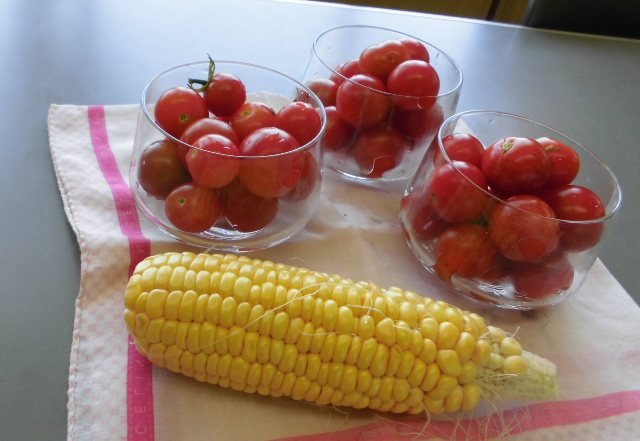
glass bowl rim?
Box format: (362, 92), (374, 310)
(311, 24), (464, 100)
(434, 109), (623, 225)
(140, 60), (327, 160)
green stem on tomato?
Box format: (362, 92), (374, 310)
(188, 54), (216, 92)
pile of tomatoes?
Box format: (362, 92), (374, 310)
(304, 38), (443, 178)
(137, 61), (322, 234)
(403, 133), (607, 300)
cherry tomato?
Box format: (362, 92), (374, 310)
(222, 180), (278, 232)
(154, 86), (209, 138)
(536, 137), (580, 188)
(301, 78), (338, 107)
(434, 224), (497, 282)
(351, 126), (408, 177)
(281, 151), (319, 203)
(489, 195), (559, 262)
(178, 117), (240, 165)
(185, 134), (240, 189)
(358, 40), (410, 81)
(398, 38), (430, 62)
(137, 139), (191, 199)
(386, 60), (440, 110)
(322, 106), (354, 152)
(434, 133), (485, 168)
(512, 253), (574, 300)
(427, 161), (488, 223)
(402, 188), (449, 241)
(543, 184), (606, 252)
(335, 74), (391, 128)
(275, 101), (323, 145)
(229, 101), (277, 140)
(204, 72), (246, 117)
(329, 59), (362, 86)
(391, 104), (443, 142)
(165, 182), (221, 233)
(238, 127), (304, 198)
(482, 137), (550, 196)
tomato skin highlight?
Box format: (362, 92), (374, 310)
(238, 127), (304, 198)
(398, 38), (430, 62)
(358, 39), (410, 81)
(335, 74), (391, 129)
(154, 86), (209, 138)
(204, 72), (247, 117)
(536, 137), (580, 189)
(543, 184), (606, 252)
(186, 134), (240, 189)
(222, 180), (278, 232)
(230, 102), (277, 141)
(275, 101), (323, 146)
(482, 137), (550, 197)
(164, 182), (221, 233)
(178, 117), (240, 165)
(138, 139), (191, 199)
(386, 60), (440, 110)
(427, 161), (489, 223)
(489, 195), (560, 262)
(434, 224), (497, 282)
(329, 59), (362, 86)
(434, 134), (485, 168)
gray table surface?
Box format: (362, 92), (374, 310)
(1, 0), (638, 439)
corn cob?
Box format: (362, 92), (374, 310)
(123, 252), (558, 415)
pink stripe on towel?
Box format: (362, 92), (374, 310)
(88, 105), (154, 441)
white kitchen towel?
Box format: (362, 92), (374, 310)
(48, 104), (640, 441)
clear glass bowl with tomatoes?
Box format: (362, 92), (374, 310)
(400, 110), (622, 309)
(301, 25), (462, 187)
(130, 59), (326, 251)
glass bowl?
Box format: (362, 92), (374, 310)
(130, 60), (326, 252)
(301, 24), (462, 188)
(400, 110), (622, 309)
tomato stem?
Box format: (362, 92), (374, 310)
(188, 54), (216, 92)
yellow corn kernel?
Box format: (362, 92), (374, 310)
(370, 344), (390, 378)
(357, 315), (376, 340)
(455, 332), (476, 363)
(193, 294), (208, 323)
(320, 333), (337, 362)
(421, 363), (441, 392)
(503, 355), (528, 375)
(334, 334), (352, 363)
(234, 302), (252, 328)
(375, 317), (396, 347)
(419, 338), (437, 364)
(428, 375), (458, 400)
(472, 339), (492, 367)
(458, 360), (478, 385)
(419, 317), (438, 341)
(444, 385), (464, 413)
(436, 349), (462, 377)
(501, 337), (523, 356)
(462, 383), (482, 411)
(437, 322), (460, 350)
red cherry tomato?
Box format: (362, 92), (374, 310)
(275, 101), (323, 145)
(543, 184), (606, 251)
(178, 117), (240, 165)
(165, 182), (221, 233)
(185, 134), (240, 189)
(386, 60), (440, 110)
(536, 137), (580, 188)
(281, 151), (319, 203)
(489, 195), (559, 262)
(427, 161), (489, 223)
(137, 139), (191, 199)
(322, 106), (355, 152)
(154, 86), (209, 138)
(398, 38), (430, 62)
(301, 78), (338, 107)
(402, 188), (449, 241)
(434, 224), (497, 282)
(482, 137), (550, 196)
(204, 73), (246, 117)
(434, 134), (485, 168)
(335, 74), (391, 128)
(229, 102), (277, 140)
(238, 127), (304, 198)
(391, 104), (443, 142)
(512, 253), (574, 300)
(358, 40), (411, 81)
(329, 59), (362, 86)
(222, 180), (278, 232)
(351, 126), (408, 177)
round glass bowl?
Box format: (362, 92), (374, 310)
(130, 61), (326, 252)
(301, 24), (462, 187)
(400, 110), (622, 309)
